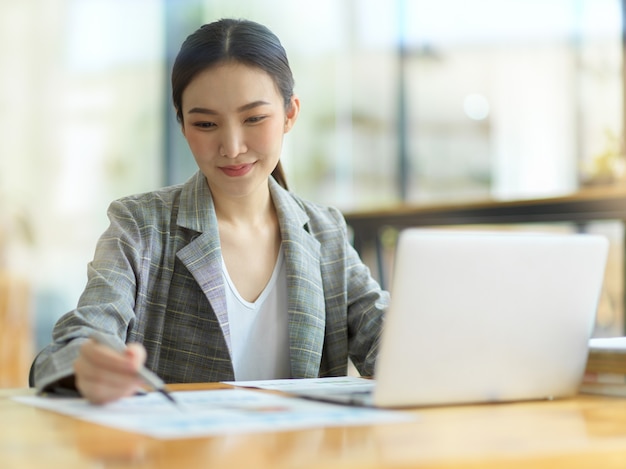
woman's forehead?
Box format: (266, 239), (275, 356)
(182, 62), (282, 110)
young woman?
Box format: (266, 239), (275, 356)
(31, 18), (388, 404)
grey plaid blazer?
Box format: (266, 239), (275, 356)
(32, 171), (388, 391)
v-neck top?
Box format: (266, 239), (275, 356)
(222, 245), (290, 380)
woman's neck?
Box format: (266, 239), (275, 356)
(211, 183), (275, 228)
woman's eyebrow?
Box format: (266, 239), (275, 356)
(237, 100), (271, 112)
(187, 100), (271, 116)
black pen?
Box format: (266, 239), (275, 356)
(90, 331), (179, 408)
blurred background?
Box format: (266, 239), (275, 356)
(1, 0), (624, 386)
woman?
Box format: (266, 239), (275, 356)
(31, 18), (388, 404)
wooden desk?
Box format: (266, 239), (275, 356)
(3, 383), (626, 469)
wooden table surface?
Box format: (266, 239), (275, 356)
(3, 383), (626, 469)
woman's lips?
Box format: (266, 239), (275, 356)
(220, 163), (254, 177)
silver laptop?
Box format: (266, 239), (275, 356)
(300, 228), (609, 408)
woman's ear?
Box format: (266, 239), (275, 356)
(284, 95), (300, 134)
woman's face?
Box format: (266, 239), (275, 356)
(180, 62), (299, 200)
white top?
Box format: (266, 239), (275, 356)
(223, 246), (291, 380)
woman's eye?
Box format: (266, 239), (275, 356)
(246, 115), (266, 124)
(194, 122), (216, 129)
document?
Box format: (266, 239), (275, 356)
(224, 376), (376, 393)
(13, 388), (412, 439)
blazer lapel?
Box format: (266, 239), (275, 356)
(270, 179), (325, 378)
(175, 172), (232, 356)
(171, 173), (326, 377)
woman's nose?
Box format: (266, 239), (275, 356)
(219, 126), (247, 158)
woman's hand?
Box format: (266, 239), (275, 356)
(74, 338), (147, 404)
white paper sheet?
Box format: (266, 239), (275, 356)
(223, 376), (376, 393)
(13, 388), (413, 439)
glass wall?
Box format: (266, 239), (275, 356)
(0, 0), (165, 360)
(404, 0), (623, 202)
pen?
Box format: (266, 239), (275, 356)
(90, 331), (179, 408)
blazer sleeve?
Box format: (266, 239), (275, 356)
(31, 199), (145, 391)
(320, 206), (389, 377)
(343, 228), (389, 376)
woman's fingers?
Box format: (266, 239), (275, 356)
(125, 343), (147, 372)
(74, 339), (147, 404)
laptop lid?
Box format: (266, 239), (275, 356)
(373, 228), (609, 408)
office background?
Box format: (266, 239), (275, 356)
(0, 0), (623, 385)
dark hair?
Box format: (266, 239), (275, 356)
(172, 18), (295, 189)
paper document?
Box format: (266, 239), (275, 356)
(224, 376), (376, 393)
(13, 388), (412, 439)
(589, 337), (626, 351)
